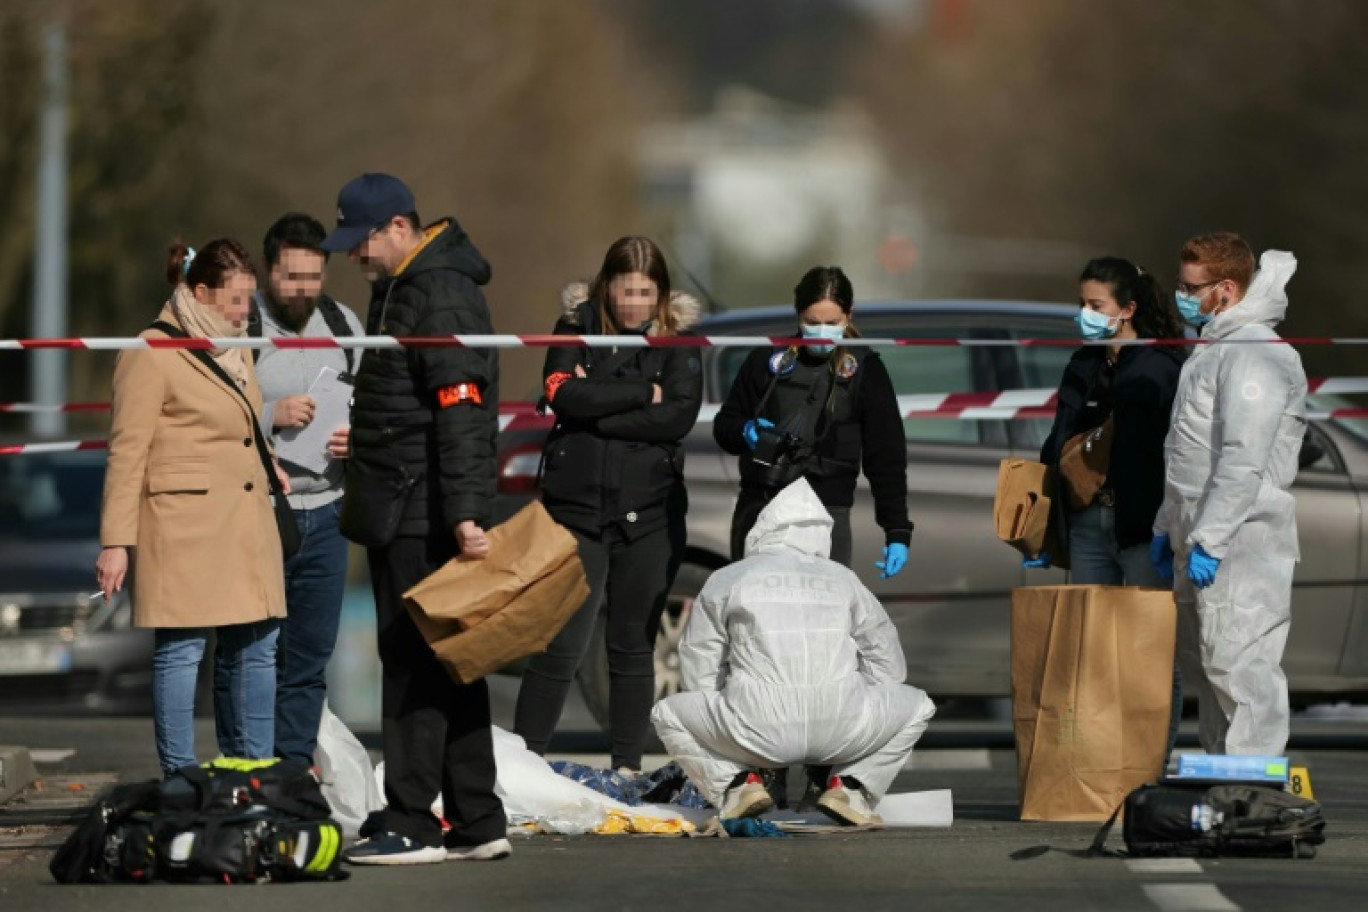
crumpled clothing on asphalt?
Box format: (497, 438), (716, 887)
(550, 760), (712, 810)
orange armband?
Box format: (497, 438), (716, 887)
(437, 383), (483, 408)
(544, 371), (573, 403)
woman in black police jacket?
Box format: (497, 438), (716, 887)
(513, 236), (702, 773)
(714, 266), (912, 576)
(1031, 256), (1186, 754)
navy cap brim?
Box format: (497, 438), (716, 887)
(319, 222), (372, 253)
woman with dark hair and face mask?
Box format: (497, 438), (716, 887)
(714, 266), (913, 575)
(1031, 256), (1186, 582)
(1030, 255), (1187, 752)
(513, 236), (703, 774)
(713, 265), (913, 810)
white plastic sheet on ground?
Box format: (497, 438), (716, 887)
(371, 726), (952, 833)
(490, 727), (711, 832)
(314, 702), (384, 837)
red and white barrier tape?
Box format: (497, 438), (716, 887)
(3, 334), (1368, 351)
(8, 405), (1367, 456)
(3, 378), (1366, 415)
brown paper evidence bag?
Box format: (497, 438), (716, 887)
(403, 500), (590, 685)
(994, 458), (1066, 569)
(1011, 585), (1177, 821)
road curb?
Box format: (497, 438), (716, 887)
(0, 746), (37, 805)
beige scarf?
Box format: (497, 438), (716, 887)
(169, 284), (248, 388)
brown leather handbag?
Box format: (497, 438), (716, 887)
(1058, 416), (1114, 511)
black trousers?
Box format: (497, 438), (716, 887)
(730, 488), (853, 567)
(367, 533), (507, 848)
(514, 524), (674, 770)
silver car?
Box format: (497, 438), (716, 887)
(494, 300), (1368, 729)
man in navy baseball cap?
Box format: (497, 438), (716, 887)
(319, 172), (417, 255)
(324, 172), (508, 867)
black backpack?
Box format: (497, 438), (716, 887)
(50, 758), (348, 884)
(1088, 782), (1326, 860)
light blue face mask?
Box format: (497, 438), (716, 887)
(800, 322), (846, 355)
(1175, 289), (1213, 328)
(1075, 308), (1119, 341)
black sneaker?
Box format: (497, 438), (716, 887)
(343, 831), (446, 866)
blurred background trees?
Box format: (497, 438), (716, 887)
(3, 0), (1366, 435)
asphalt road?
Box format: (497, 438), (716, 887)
(2, 712), (1366, 912)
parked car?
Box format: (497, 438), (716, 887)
(6, 301), (1365, 721)
(494, 300), (1368, 732)
(0, 448), (153, 712)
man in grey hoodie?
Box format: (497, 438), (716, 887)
(251, 212), (364, 764)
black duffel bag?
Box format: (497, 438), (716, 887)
(51, 758), (347, 884)
(1104, 782), (1325, 859)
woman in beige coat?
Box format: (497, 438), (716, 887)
(96, 239), (288, 775)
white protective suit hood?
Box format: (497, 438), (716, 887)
(1203, 250), (1296, 340)
(1158, 247), (1307, 757)
(743, 478), (833, 559)
(652, 475), (934, 807)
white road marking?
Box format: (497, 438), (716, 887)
(905, 749), (991, 771)
(1143, 884), (1240, 911)
(29, 749), (76, 763)
(1127, 858), (1203, 875)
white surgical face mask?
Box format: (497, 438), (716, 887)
(1175, 287), (1215, 328)
(800, 322), (846, 355)
(1075, 308), (1120, 341)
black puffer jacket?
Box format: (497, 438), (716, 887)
(540, 284), (703, 540)
(348, 218), (499, 537)
(714, 346), (912, 547)
(1039, 344), (1184, 551)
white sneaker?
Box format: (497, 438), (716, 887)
(816, 776), (882, 827)
(720, 771), (774, 820)
(446, 837), (512, 861)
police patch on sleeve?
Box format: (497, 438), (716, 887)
(769, 349), (798, 376)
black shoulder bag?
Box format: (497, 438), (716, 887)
(151, 321), (301, 560)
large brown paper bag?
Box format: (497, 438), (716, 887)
(994, 459), (1067, 569)
(404, 500), (589, 684)
(1011, 585), (1176, 821)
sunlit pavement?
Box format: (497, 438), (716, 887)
(2, 710), (1366, 911)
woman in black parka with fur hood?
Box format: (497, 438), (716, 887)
(513, 236), (703, 772)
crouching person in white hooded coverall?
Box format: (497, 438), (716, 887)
(650, 479), (935, 826)
(1153, 233), (1307, 756)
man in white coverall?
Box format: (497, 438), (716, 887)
(1151, 232), (1307, 756)
(650, 479), (935, 826)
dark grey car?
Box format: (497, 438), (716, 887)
(0, 449), (153, 712)
(494, 301), (1368, 731)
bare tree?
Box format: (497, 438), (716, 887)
(859, 0), (1368, 379)
(1, 0), (674, 430)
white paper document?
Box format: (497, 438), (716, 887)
(275, 366), (353, 474)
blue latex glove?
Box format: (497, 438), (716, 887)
(1022, 551), (1051, 570)
(742, 418), (775, 451)
(1150, 534), (1174, 582)
(876, 543), (908, 579)
(1187, 543), (1221, 589)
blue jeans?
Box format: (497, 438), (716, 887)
(154, 619), (280, 776)
(1069, 502), (1183, 757)
(271, 501), (349, 763)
